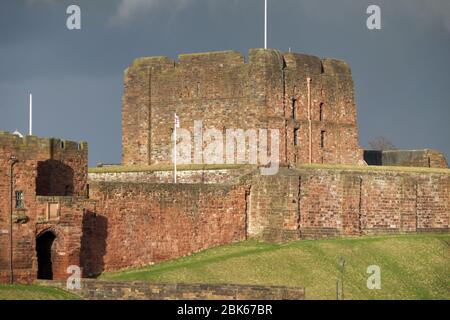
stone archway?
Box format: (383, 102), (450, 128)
(36, 231), (57, 280)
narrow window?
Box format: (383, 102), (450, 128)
(61, 140), (65, 149)
(292, 98), (297, 119)
(15, 191), (24, 209)
(321, 131), (326, 149)
(319, 103), (324, 121)
(294, 128), (299, 146)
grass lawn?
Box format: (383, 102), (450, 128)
(101, 234), (450, 300)
(0, 284), (80, 300)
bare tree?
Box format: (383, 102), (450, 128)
(368, 136), (397, 150)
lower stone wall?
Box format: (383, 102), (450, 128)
(248, 167), (449, 241)
(37, 279), (305, 300)
(81, 182), (249, 276)
(81, 166), (448, 278)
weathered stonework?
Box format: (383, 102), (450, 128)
(122, 49), (363, 167)
(38, 279), (305, 300)
(0, 132), (91, 284)
(246, 167), (449, 242)
(81, 181), (249, 276)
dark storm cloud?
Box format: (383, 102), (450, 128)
(1, 0), (449, 166)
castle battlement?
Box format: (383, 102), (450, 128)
(0, 131), (87, 157)
(127, 49), (352, 74)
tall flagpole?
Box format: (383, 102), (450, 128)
(264, 0), (267, 49)
(29, 93), (32, 135)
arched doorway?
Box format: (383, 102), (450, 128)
(36, 231), (56, 279)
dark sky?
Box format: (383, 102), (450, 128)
(1, 0), (449, 166)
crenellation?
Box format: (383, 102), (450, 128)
(177, 50), (245, 66)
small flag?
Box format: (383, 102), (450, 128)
(174, 113), (180, 128)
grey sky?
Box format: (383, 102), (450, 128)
(1, 0), (449, 166)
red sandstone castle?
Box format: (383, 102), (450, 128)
(1, 50), (448, 284)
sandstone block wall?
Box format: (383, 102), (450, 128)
(38, 279), (305, 300)
(283, 55), (362, 165)
(81, 182), (249, 275)
(83, 166), (448, 276)
(122, 49), (363, 167)
(0, 132), (89, 283)
(248, 167), (449, 241)
(0, 196), (89, 284)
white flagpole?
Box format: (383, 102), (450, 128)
(264, 0), (267, 49)
(29, 93), (32, 135)
(174, 114), (177, 184)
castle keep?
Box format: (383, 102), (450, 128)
(122, 49), (362, 166)
(0, 49), (448, 284)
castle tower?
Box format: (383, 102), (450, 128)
(122, 49), (363, 167)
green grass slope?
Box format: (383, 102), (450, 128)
(0, 284), (80, 300)
(102, 234), (449, 300)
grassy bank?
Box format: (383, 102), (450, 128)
(0, 284), (80, 300)
(102, 234), (449, 300)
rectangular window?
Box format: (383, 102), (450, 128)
(319, 103), (324, 121)
(321, 131), (326, 149)
(15, 191), (24, 209)
(294, 128), (299, 146)
(292, 99), (297, 119)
